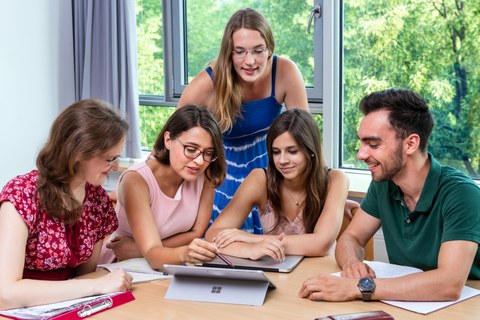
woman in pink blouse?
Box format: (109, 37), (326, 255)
(0, 99), (132, 310)
(100, 105), (227, 269)
(205, 109), (349, 260)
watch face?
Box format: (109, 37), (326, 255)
(358, 278), (375, 291)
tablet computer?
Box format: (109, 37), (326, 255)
(202, 254), (303, 273)
(163, 264), (275, 306)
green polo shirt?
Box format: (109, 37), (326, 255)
(361, 154), (480, 279)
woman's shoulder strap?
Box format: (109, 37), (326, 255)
(271, 55), (277, 96)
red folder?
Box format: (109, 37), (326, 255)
(315, 310), (394, 320)
(1, 291), (135, 320)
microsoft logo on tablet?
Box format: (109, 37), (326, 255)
(211, 286), (222, 294)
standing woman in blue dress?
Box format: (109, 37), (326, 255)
(178, 8), (309, 234)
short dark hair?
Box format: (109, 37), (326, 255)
(153, 105), (226, 187)
(359, 88), (434, 152)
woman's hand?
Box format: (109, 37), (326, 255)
(96, 269), (133, 294)
(106, 236), (142, 261)
(246, 233), (285, 261)
(213, 228), (260, 248)
(180, 238), (218, 264)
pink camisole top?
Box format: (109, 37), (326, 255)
(99, 160), (204, 263)
(259, 202), (306, 235)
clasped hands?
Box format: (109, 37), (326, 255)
(213, 228), (286, 261)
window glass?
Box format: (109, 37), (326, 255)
(139, 106), (175, 149)
(137, 0), (163, 96)
(184, 0), (315, 86)
(341, 0), (480, 179)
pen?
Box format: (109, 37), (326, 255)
(216, 252), (235, 268)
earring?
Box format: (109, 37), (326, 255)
(311, 154), (315, 157)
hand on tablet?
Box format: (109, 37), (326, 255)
(213, 228), (260, 248)
(181, 238), (218, 264)
(248, 233), (285, 261)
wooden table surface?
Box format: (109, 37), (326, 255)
(86, 256), (480, 320)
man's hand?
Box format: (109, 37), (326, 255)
(299, 273), (360, 301)
(341, 259), (376, 278)
(344, 199), (360, 220)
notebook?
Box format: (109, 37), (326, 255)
(0, 291), (135, 320)
(202, 254), (303, 273)
(163, 264), (275, 306)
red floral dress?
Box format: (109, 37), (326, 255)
(0, 170), (118, 280)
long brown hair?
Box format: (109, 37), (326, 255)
(153, 105), (226, 187)
(266, 109), (328, 233)
(212, 8), (275, 132)
(36, 99), (129, 224)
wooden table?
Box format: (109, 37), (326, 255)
(88, 256), (480, 320)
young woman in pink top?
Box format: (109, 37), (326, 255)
(205, 109), (348, 260)
(100, 105), (226, 269)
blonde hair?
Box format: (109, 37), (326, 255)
(212, 8), (275, 132)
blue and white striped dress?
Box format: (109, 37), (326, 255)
(206, 55), (282, 234)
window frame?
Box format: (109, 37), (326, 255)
(154, 0), (325, 104)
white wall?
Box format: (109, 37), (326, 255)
(0, 0), (75, 186)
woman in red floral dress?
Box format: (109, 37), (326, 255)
(0, 99), (132, 310)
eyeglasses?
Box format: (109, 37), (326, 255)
(176, 138), (218, 162)
(105, 156), (120, 167)
(232, 47), (268, 58)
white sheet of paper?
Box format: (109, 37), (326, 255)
(333, 260), (480, 314)
(98, 257), (171, 283)
(382, 285), (480, 314)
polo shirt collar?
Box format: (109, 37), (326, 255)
(389, 153), (440, 213)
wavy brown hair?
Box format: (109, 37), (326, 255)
(153, 105), (226, 187)
(212, 8), (275, 132)
(266, 109), (328, 233)
(36, 99), (129, 224)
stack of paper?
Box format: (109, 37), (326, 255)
(348, 261), (480, 314)
(363, 261), (480, 314)
(98, 258), (171, 283)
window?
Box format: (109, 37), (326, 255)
(137, 0), (323, 149)
(333, 0), (480, 180)
(136, 0), (176, 149)
(170, 0), (321, 100)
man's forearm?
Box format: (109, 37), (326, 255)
(335, 234), (365, 268)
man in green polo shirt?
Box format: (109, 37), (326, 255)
(299, 88), (480, 302)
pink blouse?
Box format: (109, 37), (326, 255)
(99, 160), (205, 263)
(259, 202), (305, 235)
(0, 170), (117, 280)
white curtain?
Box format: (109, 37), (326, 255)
(72, 0), (142, 158)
